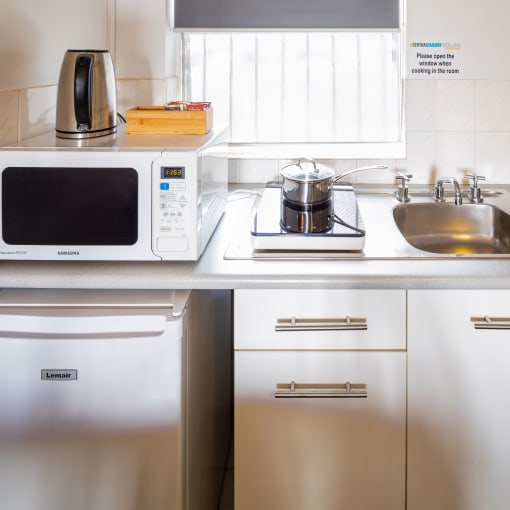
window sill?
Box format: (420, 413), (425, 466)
(227, 141), (406, 160)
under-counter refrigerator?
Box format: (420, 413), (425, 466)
(0, 288), (232, 510)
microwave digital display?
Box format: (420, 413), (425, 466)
(161, 166), (185, 179)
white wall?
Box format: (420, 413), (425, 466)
(0, 0), (176, 145)
(114, 0), (179, 124)
(230, 0), (510, 184)
(398, 0), (510, 185)
(0, 0), (111, 91)
(1, 0), (510, 184)
(114, 0), (174, 79)
(407, 0), (510, 80)
(0, 0), (112, 144)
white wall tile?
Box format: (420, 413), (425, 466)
(116, 78), (171, 117)
(166, 77), (180, 102)
(435, 131), (475, 179)
(406, 80), (436, 131)
(476, 132), (510, 183)
(0, 91), (19, 146)
(435, 80), (475, 132)
(237, 159), (281, 183)
(320, 159), (357, 176)
(351, 159), (397, 184)
(476, 81), (510, 132)
(19, 86), (57, 141)
(228, 159), (240, 183)
(397, 131), (436, 184)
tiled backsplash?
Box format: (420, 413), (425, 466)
(2, 78), (510, 185)
(0, 78), (177, 146)
(0, 90), (19, 146)
(230, 79), (510, 185)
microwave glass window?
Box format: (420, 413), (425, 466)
(2, 167), (138, 245)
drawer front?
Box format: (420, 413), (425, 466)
(234, 289), (406, 350)
(235, 350), (406, 510)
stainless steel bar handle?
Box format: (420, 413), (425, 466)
(275, 381), (367, 398)
(275, 316), (367, 332)
(471, 316), (510, 330)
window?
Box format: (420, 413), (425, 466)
(177, 5), (404, 158)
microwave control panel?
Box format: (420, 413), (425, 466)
(152, 156), (196, 258)
(158, 166), (188, 230)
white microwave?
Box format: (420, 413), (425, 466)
(0, 129), (228, 261)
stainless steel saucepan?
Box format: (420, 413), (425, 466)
(280, 158), (388, 205)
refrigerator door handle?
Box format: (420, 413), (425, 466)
(0, 312), (169, 339)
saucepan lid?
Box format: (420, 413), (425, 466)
(280, 158), (335, 182)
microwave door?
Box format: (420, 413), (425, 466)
(1, 167), (138, 246)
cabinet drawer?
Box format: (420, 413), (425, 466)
(234, 289), (406, 350)
(235, 350), (406, 510)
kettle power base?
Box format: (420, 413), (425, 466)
(251, 185), (366, 252)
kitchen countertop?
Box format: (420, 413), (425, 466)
(2, 184), (510, 290)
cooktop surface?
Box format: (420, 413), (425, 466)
(250, 184), (365, 251)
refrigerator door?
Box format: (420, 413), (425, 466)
(0, 289), (190, 510)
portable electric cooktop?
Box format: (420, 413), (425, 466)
(251, 183), (366, 251)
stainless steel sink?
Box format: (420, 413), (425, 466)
(393, 202), (510, 254)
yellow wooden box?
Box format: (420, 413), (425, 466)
(126, 106), (213, 135)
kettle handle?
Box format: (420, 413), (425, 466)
(74, 54), (92, 129)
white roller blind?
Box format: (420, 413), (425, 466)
(183, 32), (403, 145)
(174, 0), (400, 30)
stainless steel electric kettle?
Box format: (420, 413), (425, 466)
(56, 49), (117, 139)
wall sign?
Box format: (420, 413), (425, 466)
(408, 41), (463, 79)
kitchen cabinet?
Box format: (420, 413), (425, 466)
(408, 290), (510, 510)
(234, 289), (406, 510)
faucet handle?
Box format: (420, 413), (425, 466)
(465, 173), (486, 185)
(395, 172), (412, 183)
(394, 173), (413, 202)
(434, 179), (446, 202)
(465, 173), (486, 203)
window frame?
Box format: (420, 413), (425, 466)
(176, 1), (406, 159)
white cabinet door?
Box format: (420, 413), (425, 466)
(408, 290), (510, 510)
(235, 350), (406, 510)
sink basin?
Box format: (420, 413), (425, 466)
(393, 202), (510, 254)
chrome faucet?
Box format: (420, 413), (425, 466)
(394, 173), (412, 202)
(434, 177), (463, 205)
